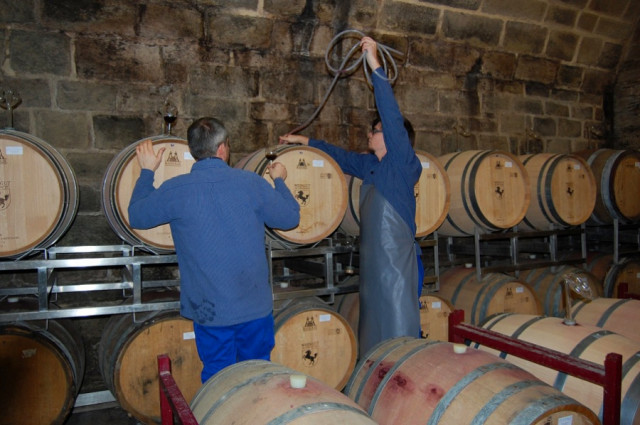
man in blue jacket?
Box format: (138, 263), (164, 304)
(280, 37), (422, 356)
(129, 117), (300, 382)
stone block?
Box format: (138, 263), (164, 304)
(250, 102), (293, 122)
(545, 101), (570, 117)
(571, 105), (594, 120)
(0, 78), (51, 108)
(0, 0), (35, 23)
(588, 0), (629, 17)
(557, 0), (588, 7)
(513, 98), (544, 115)
(75, 37), (163, 83)
(551, 88), (579, 102)
(77, 184), (102, 214)
(264, 0), (306, 16)
(41, 1), (136, 36)
(582, 69), (614, 94)
(418, 0), (481, 10)
(137, 4), (202, 39)
(557, 65), (584, 89)
(260, 68), (315, 103)
(546, 31), (579, 61)
(57, 81), (118, 112)
(525, 82), (550, 97)
(34, 110), (91, 149)
(0, 110), (29, 131)
(93, 115), (147, 150)
(598, 42), (623, 69)
(395, 84), (438, 114)
(483, 93), (513, 112)
(533, 117), (557, 136)
(346, 0), (380, 27)
(197, 0), (257, 7)
(482, 51), (516, 80)
(415, 131), (445, 156)
(482, 0), (547, 20)
(576, 37), (602, 66)
(187, 97), (248, 125)
(545, 5), (578, 27)
(58, 214), (122, 247)
(442, 11), (502, 46)
(499, 112), (526, 134)
(66, 151), (116, 186)
(461, 117), (498, 133)
(494, 80), (525, 94)
(117, 85), (181, 115)
(577, 12), (598, 31)
(503, 22), (547, 55)
(189, 64), (258, 98)
(515, 56), (558, 84)
(440, 90), (482, 116)
(594, 17), (632, 40)
(207, 14), (273, 50)
(379, 2), (438, 34)
(9, 30), (71, 76)
(477, 134), (509, 150)
(558, 118), (582, 137)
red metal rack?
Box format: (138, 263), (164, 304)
(448, 309), (622, 425)
(158, 355), (198, 425)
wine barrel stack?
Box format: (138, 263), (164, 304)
(1, 133), (639, 425)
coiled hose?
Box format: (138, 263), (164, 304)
(287, 29), (404, 134)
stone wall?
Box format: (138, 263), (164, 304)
(0, 0), (638, 247)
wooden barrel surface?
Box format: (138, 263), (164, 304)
(438, 266), (542, 324)
(338, 150), (449, 238)
(438, 150), (530, 236)
(572, 298), (640, 343)
(0, 129), (78, 259)
(585, 253), (640, 298)
(519, 266), (603, 318)
(479, 313), (640, 425)
(190, 360), (377, 425)
(98, 309), (201, 424)
(344, 337), (598, 425)
(271, 299), (357, 390)
(575, 148), (640, 224)
(519, 153), (596, 230)
(0, 318), (85, 425)
(102, 135), (193, 253)
(236, 145), (347, 246)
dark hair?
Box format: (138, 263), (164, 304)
(187, 117), (229, 160)
(371, 116), (415, 147)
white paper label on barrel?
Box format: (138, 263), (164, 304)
(184, 152), (194, 160)
(312, 160), (324, 167)
(637, 272), (640, 278)
(319, 314), (331, 322)
(516, 286), (524, 293)
(6, 146), (23, 155)
(183, 331), (196, 340)
(422, 161), (430, 169)
(558, 416), (573, 425)
(635, 162), (640, 168)
(505, 161), (512, 168)
(431, 301), (442, 309)
(573, 164), (581, 169)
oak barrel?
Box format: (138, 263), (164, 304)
(339, 150), (450, 238)
(585, 253), (640, 297)
(190, 360), (377, 424)
(479, 313), (640, 425)
(437, 150), (530, 236)
(344, 337), (598, 425)
(576, 148), (640, 224)
(271, 298), (357, 390)
(99, 309), (201, 424)
(572, 298), (640, 343)
(438, 266), (542, 324)
(236, 145), (347, 246)
(102, 135), (193, 253)
(0, 318), (85, 425)
(519, 153), (596, 230)
(519, 266), (603, 318)
(0, 129), (78, 259)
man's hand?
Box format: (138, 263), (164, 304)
(135, 139), (166, 171)
(267, 161), (288, 181)
(361, 36), (381, 70)
(279, 134), (309, 145)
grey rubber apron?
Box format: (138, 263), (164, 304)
(358, 183), (420, 356)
